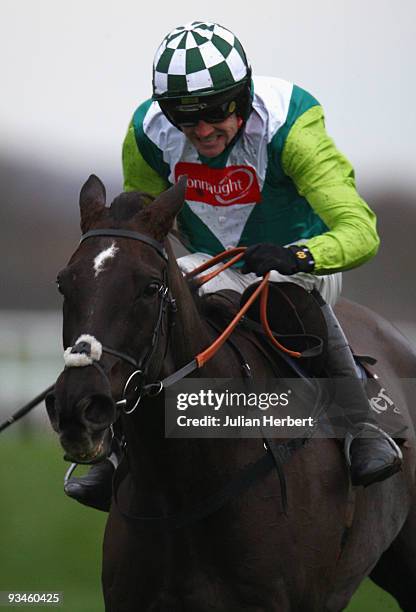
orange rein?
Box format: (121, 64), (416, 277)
(185, 248), (302, 367)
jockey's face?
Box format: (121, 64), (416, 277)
(182, 114), (243, 158)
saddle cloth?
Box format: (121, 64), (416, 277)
(355, 361), (410, 442)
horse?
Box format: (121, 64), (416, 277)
(46, 175), (416, 611)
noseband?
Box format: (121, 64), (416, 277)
(64, 229), (177, 413)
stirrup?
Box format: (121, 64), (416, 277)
(64, 439), (121, 488)
(344, 421), (403, 467)
(64, 450), (119, 487)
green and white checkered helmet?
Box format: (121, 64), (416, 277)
(152, 21), (252, 123)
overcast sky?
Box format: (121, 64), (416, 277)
(1, 0), (415, 192)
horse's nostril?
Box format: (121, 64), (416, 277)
(79, 395), (116, 429)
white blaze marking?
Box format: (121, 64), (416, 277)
(93, 242), (119, 277)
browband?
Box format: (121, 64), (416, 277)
(80, 229), (167, 260)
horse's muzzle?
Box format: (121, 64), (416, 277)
(62, 425), (114, 465)
(46, 366), (117, 463)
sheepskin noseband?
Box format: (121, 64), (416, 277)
(64, 334), (103, 367)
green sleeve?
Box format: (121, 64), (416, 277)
(281, 105), (380, 274)
(122, 120), (169, 196)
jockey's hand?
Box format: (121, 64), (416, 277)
(241, 243), (315, 276)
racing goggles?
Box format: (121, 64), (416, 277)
(160, 98), (238, 128)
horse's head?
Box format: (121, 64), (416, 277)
(46, 175), (186, 463)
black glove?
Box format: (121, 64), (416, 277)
(241, 243), (315, 276)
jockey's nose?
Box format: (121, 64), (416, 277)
(193, 120), (215, 137)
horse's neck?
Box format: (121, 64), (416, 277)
(162, 246), (213, 371)
(123, 395), (262, 506)
(124, 253), (222, 483)
(123, 246), (261, 489)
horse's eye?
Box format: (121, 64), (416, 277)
(56, 276), (64, 295)
(143, 282), (162, 298)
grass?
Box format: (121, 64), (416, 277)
(0, 433), (402, 611)
(345, 580), (401, 611)
(0, 431), (106, 611)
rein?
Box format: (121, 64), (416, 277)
(184, 248), (322, 364)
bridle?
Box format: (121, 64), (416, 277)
(66, 228), (177, 414)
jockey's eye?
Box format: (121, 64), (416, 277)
(143, 282), (162, 298)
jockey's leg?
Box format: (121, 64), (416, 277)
(311, 290), (402, 486)
(239, 261), (401, 485)
(264, 270), (402, 486)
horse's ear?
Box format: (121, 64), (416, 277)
(143, 176), (187, 237)
(79, 174), (106, 232)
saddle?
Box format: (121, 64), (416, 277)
(199, 282), (328, 377)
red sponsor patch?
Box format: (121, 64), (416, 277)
(175, 162), (261, 207)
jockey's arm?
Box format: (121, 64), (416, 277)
(281, 105), (380, 275)
(122, 119), (169, 196)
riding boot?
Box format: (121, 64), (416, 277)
(318, 297), (402, 486)
(64, 437), (122, 512)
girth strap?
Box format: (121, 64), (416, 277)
(113, 451), (276, 530)
(113, 439), (306, 529)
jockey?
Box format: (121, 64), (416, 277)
(66, 21), (401, 511)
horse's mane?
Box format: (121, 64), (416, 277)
(109, 191), (176, 242)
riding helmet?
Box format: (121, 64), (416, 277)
(152, 21), (253, 125)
